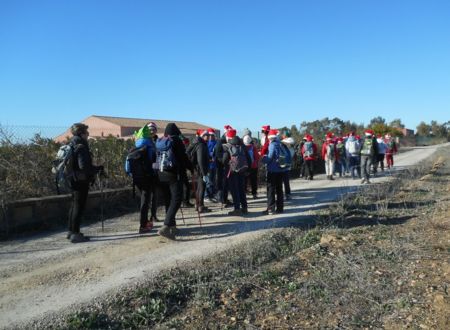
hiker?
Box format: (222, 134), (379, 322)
(189, 129), (210, 213)
(322, 132), (338, 180)
(147, 122), (160, 221)
(125, 125), (158, 233)
(374, 134), (387, 173)
(281, 135), (295, 199)
(334, 137), (346, 177)
(181, 136), (195, 208)
(205, 128), (218, 203)
(155, 123), (190, 240)
(345, 132), (361, 179)
(219, 129), (232, 207)
(259, 125), (271, 156)
(302, 135), (318, 180)
(262, 129), (284, 214)
(243, 135), (260, 199)
(223, 131), (251, 216)
(297, 136), (307, 178)
(360, 129), (378, 184)
(67, 123), (104, 243)
(384, 134), (398, 169)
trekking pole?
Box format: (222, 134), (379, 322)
(179, 206), (186, 226)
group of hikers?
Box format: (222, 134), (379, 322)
(64, 122), (398, 243)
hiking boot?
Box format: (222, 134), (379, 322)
(70, 233), (90, 243)
(66, 231), (73, 239)
(285, 194), (291, 200)
(329, 176), (334, 180)
(276, 209), (284, 214)
(183, 201), (195, 208)
(262, 209), (276, 215)
(366, 179), (371, 184)
(150, 215), (161, 222)
(169, 226), (178, 236)
(206, 196), (218, 203)
(139, 221), (154, 234)
(158, 225), (176, 240)
(252, 194), (258, 200)
(228, 209), (242, 216)
(241, 207), (248, 215)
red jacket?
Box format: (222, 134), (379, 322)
(302, 142), (318, 161)
(246, 144), (260, 169)
(321, 141), (339, 161)
(384, 139), (398, 155)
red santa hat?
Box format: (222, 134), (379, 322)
(306, 135), (313, 142)
(261, 125), (270, 132)
(356, 135), (361, 140)
(365, 129), (374, 136)
(337, 137), (344, 143)
(226, 129), (237, 139)
(224, 125), (233, 132)
(268, 129), (279, 140)
(207, 128), (216, 135)
(326, 132), (333, 141)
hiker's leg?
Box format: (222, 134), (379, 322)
(266, 172), (276, 211)
(70, 182), (89, 234)
(137, 183), (150, 227)
(250, 168), (258, 196)
(228, 174), (240, 210)
(275, 172), (284, 211)
(282, 171), (291, 195)
(238, 174), (247, 209)
(165, 180), (182, 227)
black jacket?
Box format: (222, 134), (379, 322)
(158, 123), (190, 181)
(70, 135), (100, 183)
(190, 137), (209, 177)
(222, 136), (252, 172)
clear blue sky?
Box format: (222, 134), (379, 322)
(1, 0), (449, 134)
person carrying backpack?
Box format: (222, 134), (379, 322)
(243, 135), (260, 199)
(334, 137), (346, 177)
(206, 128), (218, 203)
(155, 123), (190, 240)
(223, 131), (251, 216)
(374, 134), (387, 173)
(281, 136), (294, 199)
(189, 129), (211, 213)
(125, 125), (157, 233)
(66, 123), (104, 243)
(262, 129), (284, 214)
(384, 134), (398, 169)
(259, 125), (271, 156)
(301, 135), (317, 180)
(321, 132), (338, 180)
(345, 132), (361, 180)
(360, 129), (378, 184)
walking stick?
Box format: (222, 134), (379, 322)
(179, 206), (186, 226)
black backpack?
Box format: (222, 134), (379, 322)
(125, 146), (153, 184)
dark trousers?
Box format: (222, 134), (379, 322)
(215, 165), (224, 201)
(267, 172), (283, 212)
(68, 181), (89, 234)
(158, 178), (183, 227)
(228, 173), (247, 210)
(206, 167), (216, 198)
(183, 175), (191, 203)
(196, 174), (206, 207)
(349, 156), (361, 178)
(282, 170), (291, 195)
(221, 167), (230, 203)
(136, 180), (157, 227)
(374, 154), (385, 172)
(246, 167), (258, 196)
(304, 160), (315, 179)
(361, 155), (373, 180)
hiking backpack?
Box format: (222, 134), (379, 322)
(125, 146), (152, 184)
(361, 138), (374, 156)
(326, 143), (335, 160)
(347, 139), (360, 154)
(228, 144), (248, 175)
(154, 137), (176, 172)
(278, 144), (292, 168)
(52, 144), (76, 194)
(304, 141), (314, 157)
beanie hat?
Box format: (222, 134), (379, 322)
(226, 129), (237, 139)
(134, 125), (150, 139)
(242, 128), (252, 137)
(268, 129), (279, 140)
(243, 135), (252, 145)
(261, 125), (270, 132)
(147, 122), (157, 132)
(71, 123), (89, 136)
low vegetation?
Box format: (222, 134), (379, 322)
(40, 146), (450, 329)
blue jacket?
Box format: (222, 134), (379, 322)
(262, 138), (284, 173)
(207, 140), (217, 170)
(125, 138), (156, 175)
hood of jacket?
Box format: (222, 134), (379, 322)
(164, 123), (181, 137)
(228, 136), (241, 146)
(70, 135), (88, 147)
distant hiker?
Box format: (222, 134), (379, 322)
(262, 129), (284, 214)
(360, 129), (378, 184)
(242, 127), (252, 141)
(322, 132), (338, 180)
(384, 134), (398, 169)
(67, 123), (104, 243)
(259, 125), (271, 156)
(281, 136), (295, 199)
(147, 122), (160, 221)
(345, 132), (361, 179)
(125, 125), (157, 233)
(181, 136), (195, 208)
(205, 128), (219, 203)
(223, 131), (251, 216)
(374, 134), (387, 173)
(219, 129), (234, 207)
(301, 135), (318, 180)
(156, 123), (190, 240)
(243, 135), (260, 199)
(189, 129), (211, 213)
(297, 136), (307, 178)
(334, 137), (346, 177)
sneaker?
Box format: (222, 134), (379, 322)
(70, 233), (90, 243)
(158, 225), (176, 240)
(139, 221), (154, 234)
(261, 209), (275, 215)
(206, 197), (218, 203)
(228, 209), (243, 216)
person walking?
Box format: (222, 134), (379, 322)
(206, 128), (218, 203)
(243, 135), (260, 199)
(360, 129), (378, 184)
(281, 136), (295, 199)
(334, 137), (346, 177)
(345, 132), (361, 180)
(67, 123), (104, 243)
(374, 134), (387, 173)
(156, 123), (190, 240)
(189, 129), (211, 213)
(146, 122), (160, 222)
(384, 134), (398, 169)
(301, 135), (318, 180)
(321, 132), (338, 180)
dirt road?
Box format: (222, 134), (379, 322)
(0, 145), (443, 328)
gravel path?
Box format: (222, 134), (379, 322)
(0, 145), (442, 329)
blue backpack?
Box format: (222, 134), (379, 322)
(278, 144), (292, 169)
(154, 137), (176, 172)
